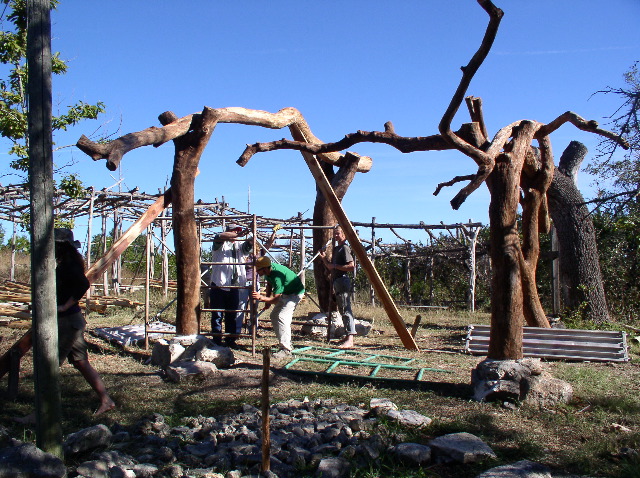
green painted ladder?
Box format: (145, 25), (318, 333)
(284, 346), (451, 382)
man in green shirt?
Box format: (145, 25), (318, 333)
(251, 256), (305, 354)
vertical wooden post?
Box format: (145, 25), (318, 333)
(287, 228), (294, 269)
(145, 226), (151, 350)
(10, 204), (17, 281)
(370, 217), (376, 306)
(161, 207), (169, 298)
(261, 347), (271, 473)
(298, 213), (306, 286)
(27, 0), (63, 456)
(196, 219), (202, 333)
(112, 211), (121, 296)
(464, 224), (480, 312)
(251, 215), (258, 356)
(551, 225), (560, 316)
(149, 224), (155, 281)
(102, 214), (109, 295)
(85, 188), (95, 311)
(85, 188), (95, 271)
(411, 315), (422, 338)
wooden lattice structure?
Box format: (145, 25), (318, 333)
(0, 183), (485, 313)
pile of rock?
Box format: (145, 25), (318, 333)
(0, 397), (557, 478)
(300, 313), (371, 339)
(150, 336), (236, 383)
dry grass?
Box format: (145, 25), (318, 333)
(1, 289), (639, 477)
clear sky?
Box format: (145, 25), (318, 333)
(4, 1), (640, 244)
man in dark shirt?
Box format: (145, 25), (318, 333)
(320, 225), (356, 349)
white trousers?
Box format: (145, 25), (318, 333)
(270, 293), (302, 351)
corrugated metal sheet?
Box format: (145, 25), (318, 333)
(464, 324), (629, 362)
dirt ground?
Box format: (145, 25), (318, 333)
(1, 303), (639, 477)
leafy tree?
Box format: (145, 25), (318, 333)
(0, 0), (104, 193)
(592, 208), (640, 324)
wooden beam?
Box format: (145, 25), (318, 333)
(86, 190), (172, 283)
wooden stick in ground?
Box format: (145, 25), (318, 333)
(411, 315), (422, 338)
(261, 347), (271, 473)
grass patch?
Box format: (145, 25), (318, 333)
(1, 291), (639, 477)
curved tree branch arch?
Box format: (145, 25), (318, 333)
(233, 0), (629, 359)
(76, 106), (402, 341)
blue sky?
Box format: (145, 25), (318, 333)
(4, 1), (640, 244)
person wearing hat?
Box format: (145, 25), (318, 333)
(251, 255), (305, 354)
(209, 223), (253, 347)
(54, 227), (115, 415)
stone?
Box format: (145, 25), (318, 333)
(301, 313), (329, 336)
(385, 409), (432, 428)
(151, 339), (185, 367)
(166, 360), (219, 382)
(132, 463), (159, 478)
(472, 358), (573, 407)
(475, 459), (552, 477)
(393, 442), (431, 466)
(428, 432), (497, 464)
(64, 423), (112, 455)
(195, 344), (235, 368)
(369, 398), (398, 414)
(523, 373), (573, 408)
(75, 460), (110, 478)
(109, 466), (137, 478)
(301, 313), (371, 338)
(316, 456), (351, 478)
(0, 443), (66, 478)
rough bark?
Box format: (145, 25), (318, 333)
(74, 1), (628, 359)
(312, 155), (359, 312)
(547, 141), (609, 323)
(159, 109), (217, 335)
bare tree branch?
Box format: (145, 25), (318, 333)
(536, 111), (630, 149)
(77, 107), (374, 173)
(433, 174), (477, 196)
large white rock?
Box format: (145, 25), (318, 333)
(165, 361), (218, 383)
(472, 358), (573, 407)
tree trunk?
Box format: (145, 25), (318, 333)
(486, 156), (524, 360)
(160, 108), (218, 334)
(27, 0), (62, 456)
(312, 155), (359, 312)
(547, 141), (609, 323)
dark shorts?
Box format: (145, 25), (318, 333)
(58, 312), (88, 364)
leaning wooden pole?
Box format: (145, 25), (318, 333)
(288, 125), (418, 350)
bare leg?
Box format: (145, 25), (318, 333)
(338, 334), (355, 349)
(72, 359), (115, 415)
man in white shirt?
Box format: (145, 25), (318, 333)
(209, 224), (252, 347)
